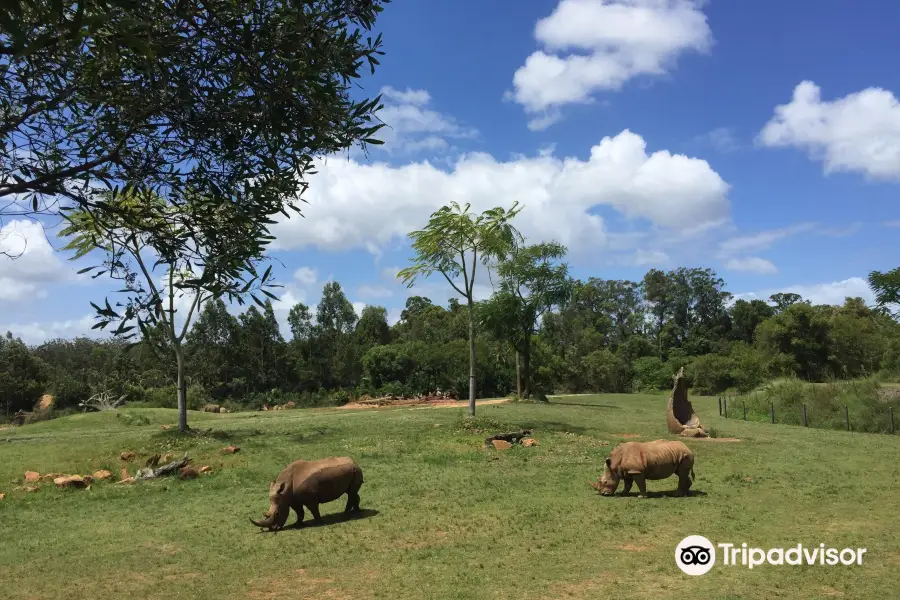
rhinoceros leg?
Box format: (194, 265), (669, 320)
(344, 491), (361, 514)
(292, 503), (305, 527)
(675, 457), (694, 497)
(621, 476), (633, 496)
(633, 473), (648, 498)
(307, 503), (322, 522)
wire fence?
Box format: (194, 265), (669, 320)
(718, 395), (897, 435)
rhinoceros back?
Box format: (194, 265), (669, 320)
(291, 457), (360, 503)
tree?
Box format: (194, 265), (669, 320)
(642, 269), (672, 359)
(60, 190), (278, 432)
(0, 332), (49, 416)
(314, 282), (359, 389)
(730, 299), (775, 344)
(398, 201), (522, 415)
(481, 242), (571, 399)
(868, 267), (900, 318)
(769, 292), (804, 313)
(1, 0), (389, 228)
(356, 305), (391, 351)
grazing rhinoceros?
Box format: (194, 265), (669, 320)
(250, 457), (364, 531)
(591, 440), (695, 498)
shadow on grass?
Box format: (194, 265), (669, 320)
(256, 508), (380, 533)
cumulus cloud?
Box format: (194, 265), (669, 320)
(508, 0), (712, 129)
(270, 129), (730, 263)
(293, 266), (318, 286)
(0, 219), (73, 302)
(724, 257), (778, 275)
(736, 277), (874, 307)
(758, 81), (900, 180)
(357, 284), (393, 299)
(694, 127), (740, 153)
(0, 314), (99, 346)
(375, 85), (478, 155)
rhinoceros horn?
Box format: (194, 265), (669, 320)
(250, 514), (276, 529)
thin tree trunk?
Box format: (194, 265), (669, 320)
(467, 296), (476, 416)
(175, 345), (187, 432)
(522, 341), (532, 399)
(515, 348), (522, 398)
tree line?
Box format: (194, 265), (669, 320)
(4, 262), (900, 421)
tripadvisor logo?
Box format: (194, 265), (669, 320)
(675, 536), (867, 575)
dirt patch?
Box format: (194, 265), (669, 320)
(338, 397), (507, 411)
(140, 541), (183, 556)
(820, 587), (844, 597)
(246, 569), (353, 600)
(615, 433), (642, 438)
(692, 437), (742, 443)
(618, 544), (656, 552)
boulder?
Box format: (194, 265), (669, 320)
(0, 492), (5, 500)
(120, 451), (136, 462)
(178, 467), (199, 480)
(24, 485), (39, 493)
(522, 438), (538, 447)
(666, 367), (708, 438)
(92, 470), (112, 481)
(54, 475), (87, 489)
(221, 445), (240, 454)
(491, 440), (513, 450)
(199, 465), (212, 473)
(24, 471), (40, 483)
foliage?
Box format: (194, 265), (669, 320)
(1, 0), (389, 224)
(398, 200), (523, 415)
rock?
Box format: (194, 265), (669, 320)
(522, 438), (538, 447)
(24, 485), (39, 493)
(54, 475), (87, 489)
(161, 453), (172, 462)
(0, 492), (4, 500)
(120, 467), (130, 480)
(92, 470), (112, 481)
(160, 425), (173, 431)
(120, 451), (136, 462)
(82, 475), (94, 485)
(198, 465), (212, 473)
(220, 407), (229, 413)
(35, 394), (54, 411)
(116, 477), (135, 485)
(666, 366), (708, 438)
(491, 440), (513, 450)
(178, 467), (199, 480)
(221, 445), (240, 454)
(24, 471), (40, 483)
(284, 401), (296, 409)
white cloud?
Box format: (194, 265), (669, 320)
(758, 81), (900, 180)
(0, 314), (99, 346)
(724, 257), (778, 274)
(737, 277), (874, 307)
(293, 266), (318, 286)
(508, 0), (712, 129)
(629, 248), (669, 266)
(718, 222), (816, 257)
(351, 301), (366, 318)
(0, 219), (72, 302)
(376, 85), (478, 155)
(387, 307), (403, 326)
(381, 266), (402, 282)
(694, 127), (739, 153)
(270, 129), (730, 263)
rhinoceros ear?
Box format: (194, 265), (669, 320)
(605, 457), (612, 467)
(275, 481), (286, 495)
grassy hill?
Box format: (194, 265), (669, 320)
(1, 393), (897, 599)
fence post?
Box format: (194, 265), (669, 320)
(724, 398), (728, 419)
(844, 405), (850, 431)
(890, 407), (895, 434)
(743, 401), (747, 421)
(718, 397), (722, 416)
(770, 401), (775, 424)
(802, 403), (808, 427)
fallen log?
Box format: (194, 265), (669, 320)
(134, 453), (191, 480)
(484, 430), (532, 448)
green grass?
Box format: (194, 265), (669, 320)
(732, 377), (900, 434)
(1, 394), (898, 599)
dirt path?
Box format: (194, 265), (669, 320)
(337, 398), (509, 411)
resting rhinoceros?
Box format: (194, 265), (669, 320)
(591, 439), (695, 498)
(250, 457), (364, 531)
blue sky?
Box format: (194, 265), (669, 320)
(3, 0), (900, 344)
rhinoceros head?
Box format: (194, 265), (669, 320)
(250, 480), (290, 530)
(596, 457), (620, 496)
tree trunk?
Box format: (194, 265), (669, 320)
(515, 349), (521, 398)
(522, 341), (532, 399)
(175, 345), (188, 432)
(467, 296), (476, 416)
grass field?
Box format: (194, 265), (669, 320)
(1, 393), (898, 600)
